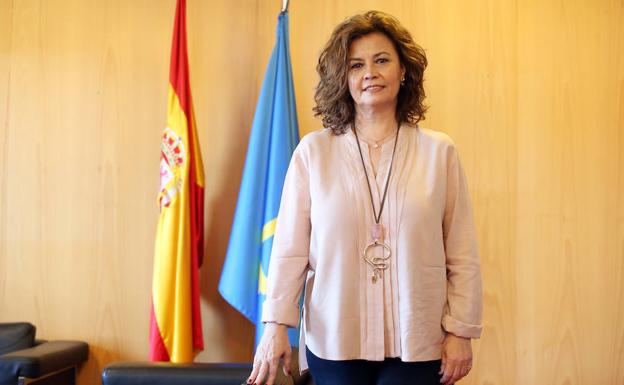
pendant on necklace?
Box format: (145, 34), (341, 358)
(354, 124), (400, 285)
(364, 223), (390, 283)
(371, 223), (384, 243)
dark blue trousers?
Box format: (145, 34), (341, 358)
(306, 346), (442, 385)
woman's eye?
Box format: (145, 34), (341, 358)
(350, 63), (363, 69)
(376, 58), (389, 64)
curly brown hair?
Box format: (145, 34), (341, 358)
(313, 11), (428, 135)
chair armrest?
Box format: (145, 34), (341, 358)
(102, 362), (264, 385)
(0, 340), (88, 380)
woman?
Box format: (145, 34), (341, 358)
(247, 10), (482, 385)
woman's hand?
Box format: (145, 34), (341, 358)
(439, 333), (472, 385)
(247, 323), (292, 385)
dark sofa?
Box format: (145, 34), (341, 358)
(102, 348), (314, 385)
(0, 322), (88, 385)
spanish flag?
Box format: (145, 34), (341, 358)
(149, 0), (204, 363)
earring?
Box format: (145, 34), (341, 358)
(400, 76), (405, 86)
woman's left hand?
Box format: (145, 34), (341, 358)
(439, 333), (473, 385)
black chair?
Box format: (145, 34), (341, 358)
(0, 322), (88, 385)
(102, 348), (314, 385)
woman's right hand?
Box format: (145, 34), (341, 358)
(247, 323), (292, 385)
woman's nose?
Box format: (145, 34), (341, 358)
(363, 66), (377, 80)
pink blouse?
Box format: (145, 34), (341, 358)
(261, 125), (483, 372)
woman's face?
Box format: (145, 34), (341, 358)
(347, 32), (405, 114)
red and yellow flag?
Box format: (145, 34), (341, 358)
(149, 0), (204, 363)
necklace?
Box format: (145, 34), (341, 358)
(353, 123), (400, 283)
(357, 129), (397, 149)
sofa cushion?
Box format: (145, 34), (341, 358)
(0, 323), (35, 356)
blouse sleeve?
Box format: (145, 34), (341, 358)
(261, 145), (311, 327)
(441, 143), (484, 339)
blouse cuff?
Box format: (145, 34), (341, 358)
(261, 299), (300, 328)
(442, 314), (483, 339)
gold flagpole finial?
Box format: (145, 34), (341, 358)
(281, 0), (289, 12)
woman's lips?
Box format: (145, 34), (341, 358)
(364, 85), (384, 92)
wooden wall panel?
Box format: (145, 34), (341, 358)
(0, 1), (175, 382)
(516, 1), (624, 384)
(0, 1), (622, 385)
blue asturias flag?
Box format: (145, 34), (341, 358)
(219, 11), (300, 348)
